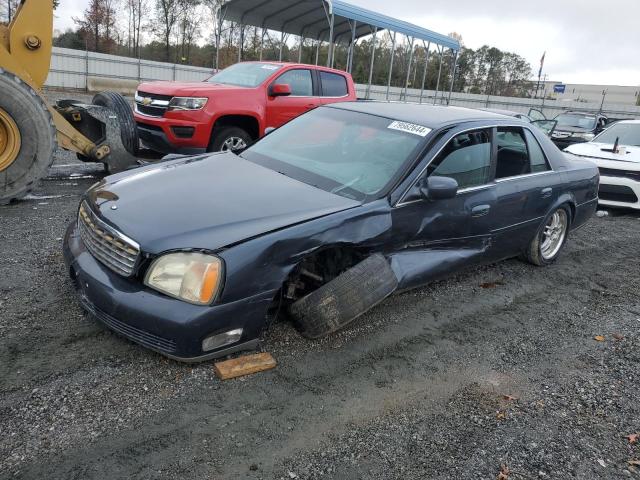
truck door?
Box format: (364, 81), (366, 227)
(265, 68), (316, 129)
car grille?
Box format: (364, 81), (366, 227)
(599, 167), (640, 182)
(78, 202), (141, 277)
(135, 91), (172, 118)
(599, 184), (639, 204)
(81, 294), (177, 354)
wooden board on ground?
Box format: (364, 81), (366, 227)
(214, 352), (277, 380)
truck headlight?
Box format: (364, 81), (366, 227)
(144, 252), (223, 305)
(168, 97), (208, 111)
(574, 132), (595, 141)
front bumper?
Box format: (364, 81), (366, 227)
(598, 176), (640, 210)
(63, 222), (273, 361)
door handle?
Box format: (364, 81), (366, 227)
(541, 187), (553, 198)
(471, 204), (491, 218)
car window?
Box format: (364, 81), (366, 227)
(594, 122), (640, 146)
(275, 69), (313, 96)
(427, 129), (491, 190)
(495, 127), (531, 179)
(524, 129), (550, 173)
(320, 71), (348, 97)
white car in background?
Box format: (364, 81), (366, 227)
(565, 120), (640, 210)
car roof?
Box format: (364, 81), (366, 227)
(611, 119), (640, 124)
(327, 102), (511, 128)
(479, 108), (524, 118)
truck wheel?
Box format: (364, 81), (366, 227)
(523, 205), (571, 266)
(289, 254), (398, 339)
(209, 127), (252, 153)
(0, 69), (56, 205)
(92, 92), (139, 155)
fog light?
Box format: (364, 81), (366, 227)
(202, 328), (243, 352)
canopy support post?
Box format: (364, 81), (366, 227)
(347, 20), (357, 73)
(315, 40), (320, 65)
(433, 46), (444, 105)
(278, 31), (285, 61)
(298, 36), (304, 63)
(386, 31), (397, 101)
(419, 41), (430, 104)
(447, 49), (459, 105)
(237, 24), (244, 63)
(403, 37), (415, 101)
(259, 29), (265, 61)
(326, 12), (334, 67)
(366, 27), (378, 99)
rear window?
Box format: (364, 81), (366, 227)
(320, 72), (348, 97)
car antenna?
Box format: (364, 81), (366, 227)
(612, 136), (619, 154)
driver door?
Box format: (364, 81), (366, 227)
(265, 68), (317, 128)
(389, 128), (499, 290)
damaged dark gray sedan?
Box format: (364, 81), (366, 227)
(63, 102), (599, 362)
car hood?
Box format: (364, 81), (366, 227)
(565, 142), (640, 164)
(137, 80), (246, 97)
(86, 153), (360, 254)
(553, 125), (594, 134)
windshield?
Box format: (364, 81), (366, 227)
(555, 113), (597, 130)
(594, 122), (640, 146)
(207, 62), (282, 87)
(242, 108), (426, 201)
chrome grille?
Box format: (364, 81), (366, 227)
(135, 91), (171, 118)
(78, 202), (140, 277)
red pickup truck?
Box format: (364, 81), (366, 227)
(134, 61), (357, 154)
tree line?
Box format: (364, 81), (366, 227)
(52, 0), (533, 97)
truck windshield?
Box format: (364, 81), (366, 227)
(555, 114), (597, 130)
(241, 108), (426, 201)
(594, 123), (640, 146)
(207, 63), (283, 88)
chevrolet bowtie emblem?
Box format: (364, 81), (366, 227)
(141, 97), (153, 106)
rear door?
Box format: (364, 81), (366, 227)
(318, 70), (351, 105)
(265, 68), (317, 128)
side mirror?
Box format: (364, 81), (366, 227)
(419, 176), (458, 200)
(269, 83), (292, 97)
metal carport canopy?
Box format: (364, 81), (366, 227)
(221, 0), (460, 50)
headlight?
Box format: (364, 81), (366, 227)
(168, 97), (208, 110)
(575, 132), (595, 141)
(144, 252), (223, 305)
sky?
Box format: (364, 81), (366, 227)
(53, 0), (640, 86)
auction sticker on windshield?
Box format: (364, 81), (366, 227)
(388, 121), (431, 137)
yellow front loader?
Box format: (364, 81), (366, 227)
(0, 0), (139, 204)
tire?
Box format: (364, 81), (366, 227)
(523, 205), (571, 266)
(289, 254), (398, 339)
(0, 68), (56, 205)
(92, 91), (139, 155)
(208, 126), (252, 153)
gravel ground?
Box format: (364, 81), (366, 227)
(1, 92), (640, 479)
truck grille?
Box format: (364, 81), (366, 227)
(78, 202), (141, 277)
(599, 167), (640, 182)
(135, 91), (172, 117)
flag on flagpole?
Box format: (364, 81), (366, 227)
(538, 51), (546, 78)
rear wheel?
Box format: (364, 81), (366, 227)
(208, 126), (252, 153)
(0, 69), (56, 205)
(524, 206), (571, 266)
(92, 91), (139, 156)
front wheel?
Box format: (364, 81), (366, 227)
(524, 206), (571, 266)
(208, 126), (252, 153)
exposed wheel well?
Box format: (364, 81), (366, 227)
(265, 246), (368, 325)
(211, 115), (260, 142)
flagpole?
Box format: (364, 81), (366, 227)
(534, 51), (546, 99)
